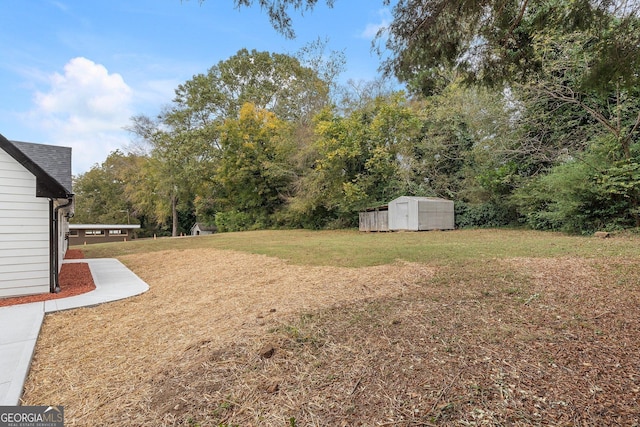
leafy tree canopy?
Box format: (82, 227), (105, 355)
(72, 150), (144, 225)
(214, 102), (295, 228)
(223, 0), (334, 38)
(170, 48), (330, 129)
(222, 1), (640, 96)
(382, 0), (640, 94)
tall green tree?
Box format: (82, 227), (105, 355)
(508, 22), (640, 229)
(128, 114), (215, 236)
(213, 103), (296, 230)
(402, 79), (524, 227)
(220, 1), (639, 93)
(376, 1), (640, 230)
(514, 133), (640, 232)
(164, 48), (333, 225)
(380, 0), (640, 94)
(72, 150), (137, 225)
(290, 91), (422, 228)
(171, 48), (331, 126)
(294, 37), (346, 120)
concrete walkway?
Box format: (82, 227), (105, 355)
(0, 258), (149, 406)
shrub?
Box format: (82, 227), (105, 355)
(455, 200), (518, 228)
(215, 210), (263, 232)
(513, 136), (640, 233)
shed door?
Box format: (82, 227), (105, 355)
(396, 202), (409, 229)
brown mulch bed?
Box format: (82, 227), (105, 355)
(63, 249), (86, 259)
(0, 249), (95, 307)
(21, 249), (640, 426)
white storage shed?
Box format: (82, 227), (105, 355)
(190, 222), (217, 236)
(388, 196), (454, 231)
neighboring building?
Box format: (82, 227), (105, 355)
(0, 134), (74, 298)
(69, 224), (141, 245)
(388, 196), (455, 231)
(190, 222), (217, 236)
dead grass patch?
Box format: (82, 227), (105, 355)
(22, 248), (433, 425)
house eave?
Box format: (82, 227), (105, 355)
(0, 135), (71, 198)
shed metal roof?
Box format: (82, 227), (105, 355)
(191, 222), (217, 232)
(391, 196), (452, 202)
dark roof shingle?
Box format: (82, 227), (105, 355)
(0, 133), (73, 198)
(10, 140), (73, 193)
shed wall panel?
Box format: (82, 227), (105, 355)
(358, 212), (369, 231)
(417, 199), (454, 230)
(389, 196), (454, 231)
(359, 210), (389, 232)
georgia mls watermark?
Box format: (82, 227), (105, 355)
(0, 406), (63, 427)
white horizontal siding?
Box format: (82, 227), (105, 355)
(0, 282), (49, 298)
(0, 225), (50, 235)
(0, 176), (33, 190)
(0, 193), (48, 204)
(0, 217), (51, 227)
(0, 268), (48, 281)
(0, 149), (36, 174)
(0, 254), (49, 267)
(0, 247), (49, 258)
(0, 234), (49, 243)
(0, 185), (38, 196)
(0, 161), (35, 178)
(0, 147), (51, 297)
(0, 208), (48, 219)
(0, 240), (49, 250)
(0, 201), (51, 213)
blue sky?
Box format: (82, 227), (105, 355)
(0, 0), (394, 174)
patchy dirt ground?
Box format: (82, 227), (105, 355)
(0, 250), (94, 307)
(22, 249), (640, 426)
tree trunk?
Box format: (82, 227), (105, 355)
(171, 194), (179, 237)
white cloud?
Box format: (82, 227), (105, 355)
(134, 78), (181, 109)
(29, 57), (133, 174)
(360, 8), (392, 40)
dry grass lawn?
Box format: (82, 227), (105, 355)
(22, 249), (432, 425)
(22, 244), (640, 426)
